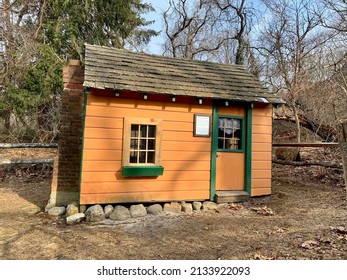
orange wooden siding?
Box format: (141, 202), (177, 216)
(216, 152), (245, 191)
(218, 106), (245, 117)
(80, 94), (212, 204)
(251, 104), (273, 196)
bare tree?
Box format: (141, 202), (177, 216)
(330, 65), (347, 191)
(163, 0), (222, 60)
(163, 0), (253, 64)
(0, 0), (41, 131)
(322, 0), (347, 33)
(321, 0), (347, 190)
(213, 0), (249, 65)
(256, 0), (334, 142)
(0, 0), (60, 143)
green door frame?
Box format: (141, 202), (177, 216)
(210, 101), (253, 200)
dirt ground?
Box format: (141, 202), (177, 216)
(0, 157), (346, 260)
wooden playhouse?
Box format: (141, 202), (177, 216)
(51, 44), (283, 207)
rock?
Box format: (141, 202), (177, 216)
(192, 201), (202, 211)
(202, 201), (217, 211)
(130, 204), (147, 218)
(66, 213), (85, 225)
(104, 205), (114, 218)
(182, 203), (193, 213)
(275, 147), (300, 161)
(79, 205), (87, 213)
(48, 206), (66, 216)
(45, 202), (54, 213)
(147, 204), (163, 215)
(163, 202), (181, 213)
(109, 205), (131, 221)
(66, 203), (79, 217)
(85, 204), (105, 222)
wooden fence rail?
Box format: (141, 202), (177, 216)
(0, 143), (57, 165)
(0, 143), (341, 168)
(273, 142), (342, 169)
(0, 159), (54, 165)
(2, 142), (339, 149)
(273, 142), (339, 148)
(0, 143), (58, 149)
(273, 159), (342, 169)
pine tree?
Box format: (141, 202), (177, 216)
(0, 0), (158, 141)
(43, 0), (158, 59)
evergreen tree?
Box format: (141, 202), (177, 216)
(43, 0), (158, 59)
(0, 0), (158, 141)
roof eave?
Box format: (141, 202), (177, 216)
(83, 82), (285, 105)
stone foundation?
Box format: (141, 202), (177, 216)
(46, 200), (241, 225)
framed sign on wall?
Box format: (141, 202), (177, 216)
(194, 114), (211, 137)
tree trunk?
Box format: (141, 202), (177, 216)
(273, 158), (342, 169)
(337, 119), (347, 192)
(4, 112), (11, 131)
(293, 105), (301, 143)
(274, 114), (337, 142)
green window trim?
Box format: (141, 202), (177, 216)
(210, 102), (253, 200)
(78, 89), (88, 204)
(245, 104), (253, 195)
(122, 166), (164, 177)
(210, 102), (218, 200)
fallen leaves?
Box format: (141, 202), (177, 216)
(301, 240), (319, 249)
(268, 226), (286, 235)
(251, 206), (274, 216)
(228, 203), (244, 211)
(300, 226), (347, 252)
(253, 253), (276, 260)
(330, 226), (347, 234)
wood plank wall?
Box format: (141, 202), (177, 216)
(80, 92), (212, 204)
(251, 103), (273, 196)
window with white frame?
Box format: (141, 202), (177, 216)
(122, 118), (162, 166)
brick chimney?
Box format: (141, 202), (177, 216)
(47, 59), (84, 207)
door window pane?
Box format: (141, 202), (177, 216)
(218, 117), (242, 150)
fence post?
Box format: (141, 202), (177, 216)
(337, 119), (347, 194)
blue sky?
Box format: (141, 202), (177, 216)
(144, 0), (169, 55)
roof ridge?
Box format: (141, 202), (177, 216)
(84, 43), (248, 71)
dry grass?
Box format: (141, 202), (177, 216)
(0, 167), (346, 260)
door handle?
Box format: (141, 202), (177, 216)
(216, 153), (220, 158)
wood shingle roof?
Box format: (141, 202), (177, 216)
(83, 44), (284, 104)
